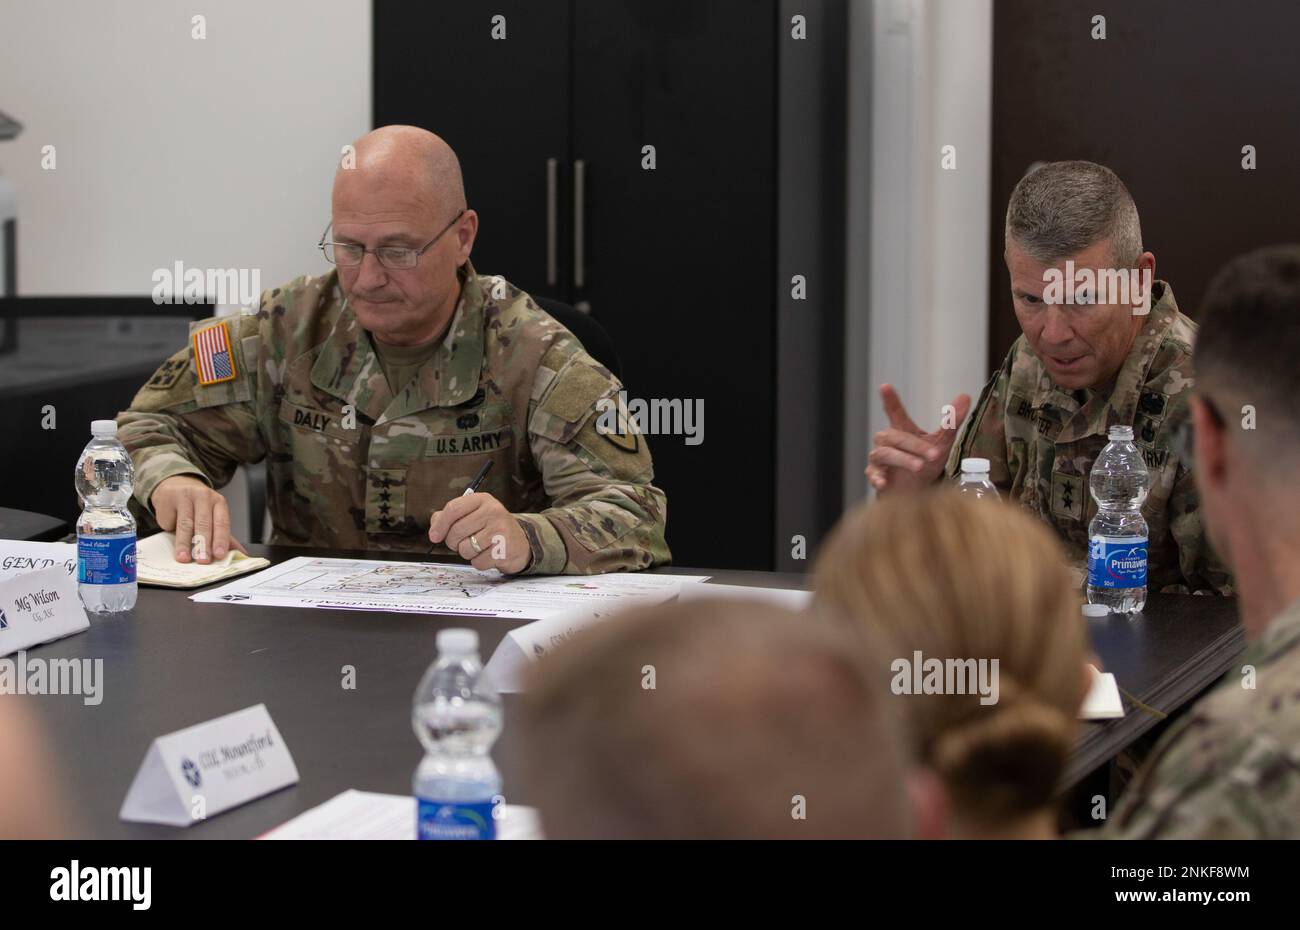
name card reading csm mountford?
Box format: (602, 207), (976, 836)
(120, 704), (299, 827)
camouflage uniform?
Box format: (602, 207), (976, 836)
(945, 281), (1231, 594)
(116, 262), (670, 574)
(1103, 597), (1300, 838)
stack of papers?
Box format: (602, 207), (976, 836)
(137, 532), (270, 589)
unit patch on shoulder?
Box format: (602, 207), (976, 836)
(595, 400), (641, 453)
(145, 355), (188, 391)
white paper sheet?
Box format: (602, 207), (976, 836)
(678, 582), (813, 610)
(1081, 664), (1125, 720)
(260, 789), (542, 840)
(191, 556), (708, 621)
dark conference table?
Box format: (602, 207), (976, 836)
(25, 544), (1243, 839)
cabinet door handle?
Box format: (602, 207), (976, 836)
(573, 159), (586, 290)
(546, 158), (558, 287)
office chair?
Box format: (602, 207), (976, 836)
(530, 295), (623, 382)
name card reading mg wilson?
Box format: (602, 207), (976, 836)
(0, 565), (89, 658)
(120, 704), (298, 827)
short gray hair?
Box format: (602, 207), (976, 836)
(1005, 160), (1143, 266)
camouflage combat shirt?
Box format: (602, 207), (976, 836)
(1104, 596), (1300, 838)
(945, 281), (1231, 594)
(117, 261), (670, 574)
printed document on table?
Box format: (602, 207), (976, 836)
(260, 790), (542, 840)
(191, 555), (708, 621)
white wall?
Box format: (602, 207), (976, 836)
(0, 0), (371, 541)
(844, 0), (993, 504)
(0, 0), (370, 300)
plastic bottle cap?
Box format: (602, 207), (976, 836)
(1082, 604), (1110, 618)
(960, 458), (991, 474)
(1107, 425), (1134, 441)
(437, 628), (479, 657)
(91, 419), (118, 437)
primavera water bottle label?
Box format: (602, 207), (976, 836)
(78, 536), (137, 585)
(1088, 535), (1147, 589)
(417, 798), (496, 840)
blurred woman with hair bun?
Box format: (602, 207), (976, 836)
(813, 488), (1092, 839)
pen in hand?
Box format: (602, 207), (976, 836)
(428, 460), (495, 554)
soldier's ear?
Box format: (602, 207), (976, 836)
(1190, 395), (1227, 487)
(455, 210), (479, 263)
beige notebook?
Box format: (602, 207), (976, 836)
(136, 532), (271, 589)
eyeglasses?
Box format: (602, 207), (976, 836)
(318, 210), (466, 270)
(1172, 395), (1225, 466)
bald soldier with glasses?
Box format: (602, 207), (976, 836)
(117, 126), (669, 575)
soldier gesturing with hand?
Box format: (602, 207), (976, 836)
(857, 161), (1229, 594)
(865, 384), (971, 494)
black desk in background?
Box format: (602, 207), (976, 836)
(0, 507), (68, 542)
(1070, 596), (1244, 788)
(22, 544), (1242, 839)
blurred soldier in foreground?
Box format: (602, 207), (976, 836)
(815, 489), (1090, 839)
(0, 697), (72, 839)
(1107, 245), (1300, 838)
(519, 600), (945, 839)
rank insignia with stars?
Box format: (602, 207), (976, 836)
(1051, 471), (1085, 521)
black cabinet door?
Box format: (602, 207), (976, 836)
(373, 1), (572, 296)
(572, 0), (777, 569)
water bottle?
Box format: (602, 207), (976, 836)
(1087, 425), (1149, 614)
(956, 458), (1000, 500)
(74, 420), (137, 614)
(412, 629), (503, 840)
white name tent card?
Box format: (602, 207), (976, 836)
(0, 540), (78, 584)
(485, 608), (609, 693)
(120, 703), (299, 827)
(0, 565), (89, 658)
(484, 581), (808, 693)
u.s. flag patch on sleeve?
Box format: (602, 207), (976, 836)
(191, 320), (238, 386)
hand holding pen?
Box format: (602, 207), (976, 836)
(426, 460), (531, 575)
